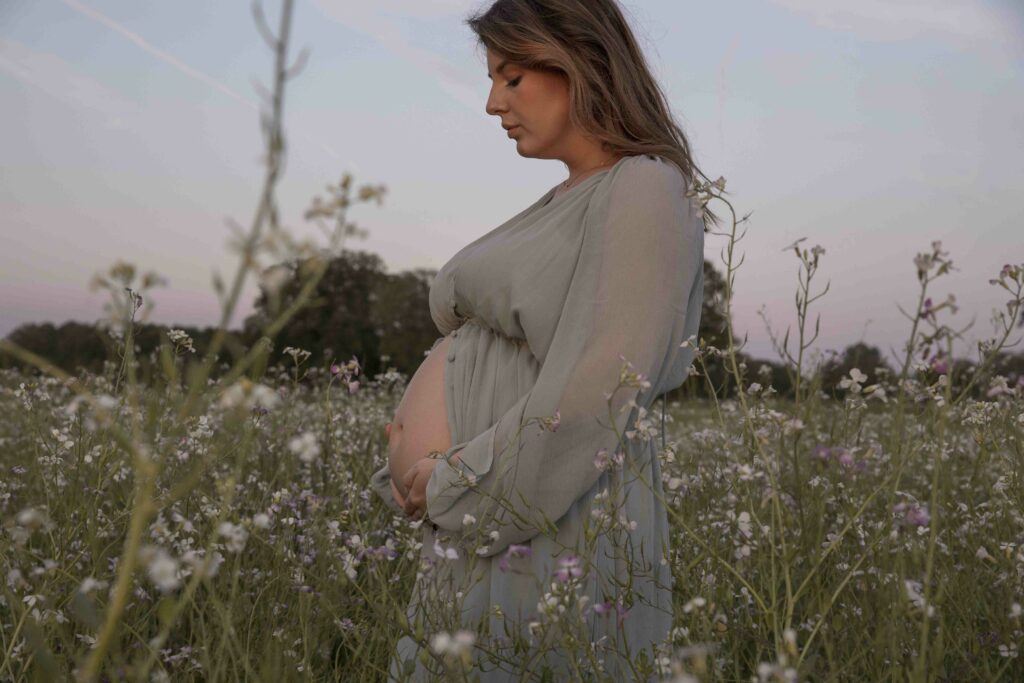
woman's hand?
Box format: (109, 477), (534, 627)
(401, 451), (462, 520)
(401, 458), (439, 520)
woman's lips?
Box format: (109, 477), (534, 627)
(507, 125), (520, 137)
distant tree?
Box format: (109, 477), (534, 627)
(2, 321), (108, 374)
(243, 249), (428, 380)
(371, 268), (445, 373)
(699, 261), (729, 352)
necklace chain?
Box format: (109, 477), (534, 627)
(561, 156), (620, 191)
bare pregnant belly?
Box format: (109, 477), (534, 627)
(387, 335), (454, 500)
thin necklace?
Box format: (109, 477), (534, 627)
(560, 156), (620, 192)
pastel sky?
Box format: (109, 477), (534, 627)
(2, 0), (1022, 363)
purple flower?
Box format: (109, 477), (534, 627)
(615, 598), (631, 624)
(894, 502), (930, 528)
(930, 353), (949, 375)
(812, 445), (831, 461)
(588, 600), (615, 617)
(834, 448), (854, 468)
(330, 364), (341, 377)
(497, 543), (531, 573)
(922, 297), (936, 322)
(554, 554), (584, 583)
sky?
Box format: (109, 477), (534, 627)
(1, 0), (1022, 364)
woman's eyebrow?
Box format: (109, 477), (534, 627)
(487, 60), (510, 80)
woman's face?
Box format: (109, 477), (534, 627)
(485, 48), (572, 159)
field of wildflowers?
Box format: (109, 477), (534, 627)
(2, 2), (1024, 681)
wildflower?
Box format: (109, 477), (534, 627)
(252, 513), (271, 529)
(498, 543), (531, 573)
(16, 507), (52, 532)
(554, 555), (584, 583)
(930, 352), (949, 375)
(863, 384), (887, 402)
(903, 579), (935, 617)
(288, 431), (321, 464)
(812, 445), (831, 461)
(893, 502), (930, 528)
(834, 448), (855, 468)
(217, 522), (249, 554)
(218, 379), (281, 412)
(838, 368), (867, 393)
(593, 447), (624, 472)
(167, 329), (196, 354)
(539, 409), (561, 432)
(430, 630), (475, 657)
(682, 596), (706, 614)
(139, 546), (181, 593)
(79, 577), (108, 595)
(182, 550), (223, 580)
(282, 346), (312, 363)
(433, 538), (459, 560)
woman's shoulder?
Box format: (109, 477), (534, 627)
(621, 153), (686, 184)
(601, 153), (688, 205)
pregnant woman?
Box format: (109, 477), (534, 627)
(368, 0), (715, 679)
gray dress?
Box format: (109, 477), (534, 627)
(369, 153), (704, 681)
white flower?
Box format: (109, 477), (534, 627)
(182, 549), (223, 579)
(252, 513), (271, 530)
(430, 629), (475, 657)
(838, 368), (868, 393)
(864, 384), (887, 402)
(79, 577), (108, 595)
(433, 538), (459, 560)
(282, 346), (312, 363)
(217, 522), (249, 554)
(139, 546), (181, 593)
(218, 379), (281, 411)
(462, 514), (476, 527)
(287, 431), (321, 464)
(682, 596), (706, 613)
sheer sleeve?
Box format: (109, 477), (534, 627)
(425, 155), (704, 558)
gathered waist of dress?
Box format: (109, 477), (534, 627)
(454, 314), (528, 347)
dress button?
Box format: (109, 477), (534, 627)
(447, 349), (456, 362)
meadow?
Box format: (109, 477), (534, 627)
(2, 1), (1024, 681)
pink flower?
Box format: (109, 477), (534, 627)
(893, 502), (929, 528)
(554, 555), (583, 583)
(497, 544), (532, 573)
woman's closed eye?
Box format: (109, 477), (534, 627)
(508, 77), (521, 88)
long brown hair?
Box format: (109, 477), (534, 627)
(466, 0), (723, 230)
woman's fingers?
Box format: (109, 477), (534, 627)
(402, 463), (417, 493)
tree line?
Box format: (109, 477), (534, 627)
(3, 250), (1020, 400)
